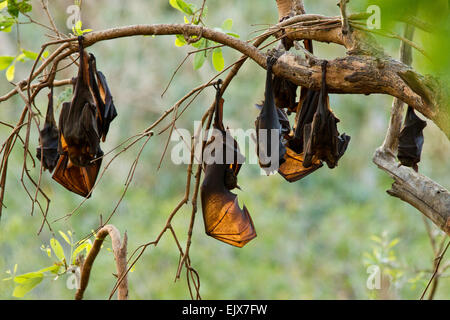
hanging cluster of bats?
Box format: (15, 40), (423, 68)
(36, 37), (427, 248)
(199, 40), (427, 248)
(36, 37), (117, 197)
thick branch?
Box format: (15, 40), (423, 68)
(2, 20), (448, 138)
(373, 151), (450, 236)
(75, 225), (128, 300)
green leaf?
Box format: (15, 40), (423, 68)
(226, 32), (240, 38)
(71, 240), (92, 264)
(14, 271), (43, 284)
(169, 0), (183, 12)
(72, 20), (91, 36)
(7, 0), (32, 18)
(387, 238), (400, 249)
(13, 274), (43, 298)
(42, 50), (49, 58)
(0, 1), (7, 11)
(175, 34), (186, 47)
(222, 18), (233, 31)
(50, 238), (65, 262)
(58, 231), (71, 245)
(21, 49), (38, 60)
(193, 51), (206, 70)
(37, 264), (60, 274)
(176, 0), (194, 15)
(190, 37), (205, 49)
(6, 63), (15, 81)
(15, 52), (25, 62)
(212, 47), (224, 71)
(0, 14), (15, 32)
(0, 56), (14, 70)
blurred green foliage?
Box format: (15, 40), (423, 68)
(0, 0), (449, 299)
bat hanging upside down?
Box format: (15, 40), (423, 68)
(37, 36), (118, 197)
(200, 81), (256, 248)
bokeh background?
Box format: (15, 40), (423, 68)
(0, 0), (449, 299)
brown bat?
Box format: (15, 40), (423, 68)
(397, 106), (426, 171)
(88, 53), (118, 142)
(255, 56), (286, 171)
(36, 87), (59, 172)
(200, 81), (256, 247)
(52, 102), (103, 198)
(52, 36), (116, 197)
(57, 36), (102, 167)
(273, 40), (314, 114)
(302, 61), (350, 169)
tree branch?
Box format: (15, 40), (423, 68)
(75, 225), (128, 300)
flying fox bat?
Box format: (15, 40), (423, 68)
(88, 53), (118, 141)
(302, 61), (350, 169)
(255, 56), (286, 171)
(52, 36), (117, 197)
(272, 39), (314, 114)
(52, 102), (103, 198)
(36, 87), (59, 172)
(58, 36), (102, 167)
(273, 75), (298, 113)
(278, 147), (323, 182)
(397, 106), (427, 171)
(200, 81), (256, 248)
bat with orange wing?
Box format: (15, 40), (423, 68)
(51, 36), (117, 197)
(200, 81), (256, 247)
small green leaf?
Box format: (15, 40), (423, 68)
(0, 15), (14, 32)
(175, 0), (194, 15)
(58, 231), (71, 245)
(190, 37), (205, 49)
(183, 15), (189, 24)
(16, 52), (25, 62)
(21, 49), (38, 60)
(42, 50), (49, 58)
(6, 63), (15, 81)
(72, 240), (92, 264)
(175, 35), (186, 47)
(222, 18), (233, 31)
(14, 271), (43, 284)
(13, 274), (43, 298)
(169, 0), (182, 12)
(37, 265), (60, 274)
(50, 238), (65, 262)
(212, 47), (224, 71)
(0, 1), (7, 11)
(226, 32), (240, 38)
(0, 56), (14, 70)
(388, 238), (400, 249)
(193, 51), (206, 70)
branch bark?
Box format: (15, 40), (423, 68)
(373, 25), (450, 236)
(25, 22), (445, 139)
(75, 225), (128, 300)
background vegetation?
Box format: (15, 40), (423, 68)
(0, 0), (448, 299)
